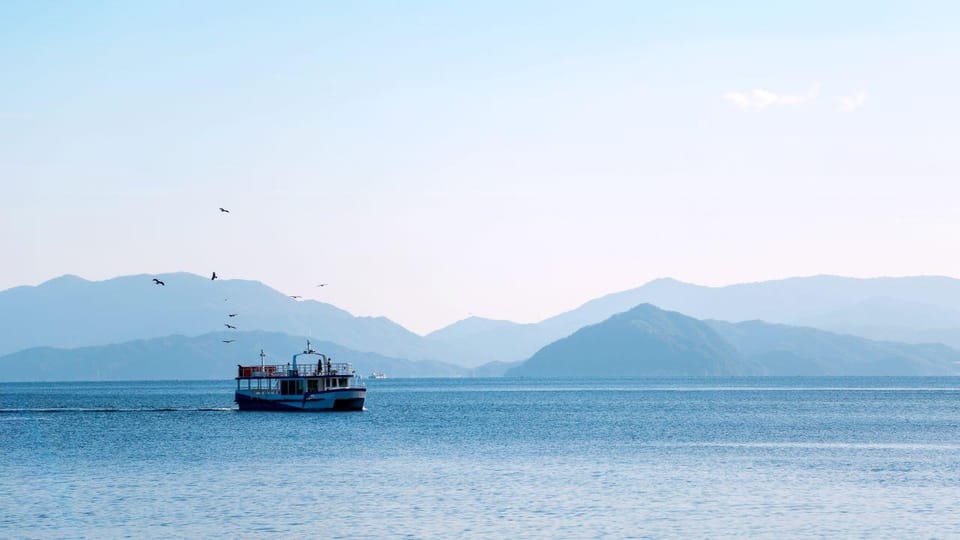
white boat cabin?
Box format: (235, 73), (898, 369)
(235, 345), (362, 396)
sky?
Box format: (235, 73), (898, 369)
(2, 1), (959, 334)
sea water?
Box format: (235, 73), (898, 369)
(3, 377), (960, 538)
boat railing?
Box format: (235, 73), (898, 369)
(236, 362), (357, 378)
(242, 381), (366, 395)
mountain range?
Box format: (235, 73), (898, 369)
(509, 304), (746, 377)
(706, 318), (960, 376)
(0, 331), (469, 382)
(431, 275), (960, 364)
(0, 273), (431, 360)
(6, 272), (960, 379)
(508, 304), (960, 377)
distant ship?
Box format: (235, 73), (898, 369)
(370, 371), (387, 379)
(234, 341), (366, 411)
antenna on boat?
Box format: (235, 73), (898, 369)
(260, 349), (265, 371)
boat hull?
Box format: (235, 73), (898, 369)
(235, 389), (366, 412)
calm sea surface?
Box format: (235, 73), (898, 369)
(3, 377), (960, 538)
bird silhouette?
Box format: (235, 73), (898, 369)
(219, 207), (230, 213)
(224, 323), (237, 329)
(228, 313), (238, 317)
(290, 295), (302, 299)
(152, 278), (165, 286)
(211, 272), (218, 280)
(316, 283), (328, 287)
(222, 339), (235, 343)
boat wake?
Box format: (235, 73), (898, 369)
(0, 407), (236, 413)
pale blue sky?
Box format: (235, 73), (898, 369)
(2, 1), (959, 333)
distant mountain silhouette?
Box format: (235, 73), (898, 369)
(706, 320), (960, 375)
(508, 304), (749, 377)
(426, 316), (555, 367)
(467, 360), (524, 377)
(431, 275), (960, 364)
(0, 273), (432, 360)
(9, 273), (960, 371)
(791, 297), (960, 348)
(507, 304), (960, 377)
(0, 330), (468, 381)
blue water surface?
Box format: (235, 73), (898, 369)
(3, 377), (960, 538)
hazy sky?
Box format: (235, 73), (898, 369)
(2, 1), (959, 334)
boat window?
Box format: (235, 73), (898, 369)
(329, 378), (338, 388)
(339, 378), (347, 387)
(280, 380), (302, 395)
(307, 379), (318, 392)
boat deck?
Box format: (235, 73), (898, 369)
(237, 362), (356, 379)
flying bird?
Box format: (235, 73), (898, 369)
(152, 278), (165, 286)
(316, 283), (328, 287)
(228, 313), (238, 317)
(211, 272), (218, 280)
(219, 207), (230, 213)
(222, 340), (235, 343)
(290, 295), (302, 299)
(224, 323), (237, 329)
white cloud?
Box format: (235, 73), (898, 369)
(723, 85), (820, 109)
(839, 91), (867, 112)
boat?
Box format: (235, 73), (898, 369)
(235, 341), (366, 411)
(370, 371), (387, 379)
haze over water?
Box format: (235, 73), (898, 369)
(3, 377), (960, 538)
